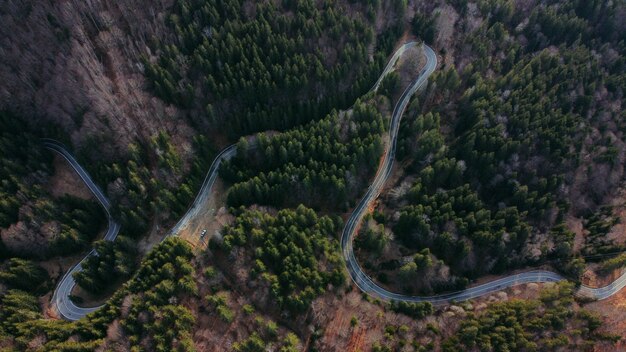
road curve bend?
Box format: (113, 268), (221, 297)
(46, 42), (626, 320)
(166, 42), (418, 238)
(339, 44), (626, 306)
(168, 145), (237, 237)
(578, 269), (626, 300)
(43, 139), (121, 320)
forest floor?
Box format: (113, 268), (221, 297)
(40, 154), (109, 307)
(71, 276), (125, 307)
(2, 153), (100, 257)
(312, 281), (554, 352)
(137, 217), (168, 256)
(39, 252), (86, 295)
(176, 178), (232, 251)
(580, 188), (626, 288)
(586, 289), (626, 351)
(47, 154), (93, 200)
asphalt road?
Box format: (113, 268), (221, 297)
(167, 144), (238, 237)
(371, 42), (418, 92)
(338, 44), (626, 306)
(43, 139), (120, 320)
(46, 42), (626, 320)
(578, 268), (626, 300)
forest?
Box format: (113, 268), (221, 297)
(440, 283), (618, 351)
(0, 0), (408, 342)
(0, 238), (197, 351)
(143, 0), (403, 136)
(72, 236), (137, 295)
(219, 205), (345, 313)
(77, 132), (213, 236)
(0, 112), (104, 259)
(357, 0), (626, 295)
(0, 0), (624, 350)
(220, 99), (386, 211)
(0, 111), (213, 295)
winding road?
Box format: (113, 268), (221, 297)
(339, 43), (626, 306)
(48, 42), (626, 320)
(166, 145), (238, 237)
(43, 139), (120, 320)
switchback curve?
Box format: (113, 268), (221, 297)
(46, 42), (626, 321)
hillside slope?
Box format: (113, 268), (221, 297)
(0, 1), (188, 151)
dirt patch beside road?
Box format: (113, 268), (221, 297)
(176, 178), (233, 251)
(586, 289), (626, 351)
(47, 154), (93, 200)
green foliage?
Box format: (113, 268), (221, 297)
(221, 100), (385, 211)
(443, 283), (616, 351)
(547, 224), (585, 281)
(387, 0), (626, 288)
(140, 304), (195, 351)
(581, 206), (623, 257)
(0, 112), (104, 258)
(203, 266), (217, 279)
(390, 301), (433, 319)
(234, 325), (300, 352)
(280, 333), (300, 352)
(598, 253), (626, 274)
(355, 224), (387, 255)
(350, 316), (359, 327)
(413, 249), (433, 269)
(395, 180), (531, 280)
(49, 196), (106, 256)
(103, 141), (165, 233)
(434, 68), (461, 93)
(379, 71), (400, 98)
(151, 131), (183, 174)
(206, 292), (234, 322)
(222, 205), (344, 313)
(412, 12), (437, 44)
(233, 333), (266, 352)
(456, 50), (594, 189)
(73, 235), (137, 294)
(242, 304), (255, 315)
(392, 0), (407, 16)
(397, 111), (444, 164)
(119, 238), (197, 351)
(0, 258), (49, 293)
(0, 112), (50, 229)
(145, 0), (392, 137)
(220, 102), (384, 208)
(372, 341), (394, 352)
(80, 132), (216, 238)
(0, 290), (42, 337)
(0, 238), (197, 350)
(526, 5), (589, 49)
(265, 320), (278, 338)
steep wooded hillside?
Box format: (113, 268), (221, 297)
(0, 1), (188, 152)
(0, 0), (625, 351)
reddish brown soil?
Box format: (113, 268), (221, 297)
(586, 289), (626, 351)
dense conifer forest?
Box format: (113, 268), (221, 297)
(0, 0), (624, 350)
